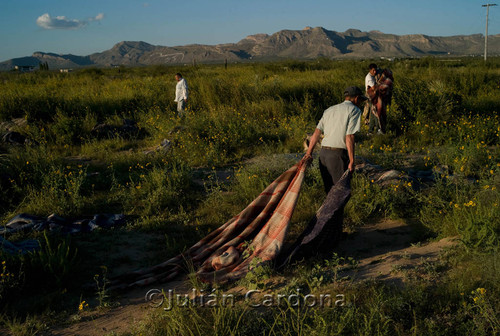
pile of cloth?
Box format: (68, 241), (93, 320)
(90, 119), (143, 139)
(0, 213), (126, 254)
(110, 157), (352, 289)
(0, 213), (126, 235)
(0, 236), (40, 254)
(2, 131), (28, 145)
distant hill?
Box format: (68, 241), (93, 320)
(1, 27), (499, 70)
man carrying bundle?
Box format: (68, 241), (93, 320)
(365, 63), (394, 134)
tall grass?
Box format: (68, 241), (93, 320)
(0, 58), (498, 333)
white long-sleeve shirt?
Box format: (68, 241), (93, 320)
(365, 72), (376, 92)
(174, 78), (188, 102)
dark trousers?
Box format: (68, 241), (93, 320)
(319, 148), (349, 194)
(318, 147), (349, 250)
(368, 107), (381, 133)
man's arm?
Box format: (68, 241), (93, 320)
(182, 81), (188, 102)
(304, 128), (322, 161)
(345, 134), (355, 172)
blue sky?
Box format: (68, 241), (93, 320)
(1, 0), (498, 61)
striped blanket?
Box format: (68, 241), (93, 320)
(110, 158), (309, 289)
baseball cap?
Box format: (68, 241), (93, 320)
(344, 86), (367, 100)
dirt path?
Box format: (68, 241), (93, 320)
(336, 220), (457, 286)
(48, 219), (457, 336)
(51, 288), (151, 336)
(50, 281), (190, 336)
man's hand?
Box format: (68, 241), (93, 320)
(304, 128), (322, 163)
(348, 161), (355, 172)
(345, 134), (355, 173)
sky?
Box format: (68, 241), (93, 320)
(1, 0), (498, 61)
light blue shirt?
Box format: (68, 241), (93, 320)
(316, 100), (361, 149)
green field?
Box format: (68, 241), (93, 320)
(0, 58), (499, 335)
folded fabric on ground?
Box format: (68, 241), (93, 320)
(276, 170), (352, 268)
(0, 213), (126, 236)
(0, 213), (126, 254)
(0, 236), (40, 254)
(109, 158), (309, 290)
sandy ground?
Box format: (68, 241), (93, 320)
(46, 219), (457, 336)
(335, 219), (457, 286)
(50, 281), (188, 336)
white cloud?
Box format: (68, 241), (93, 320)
(90, 13), (105, 22)
(36, 13), (104, 30)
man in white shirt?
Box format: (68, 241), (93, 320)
(304, 86), (365, 193)
(365, 63), (377, 91)
(303, 86), (365, 248)
(364, 63), (380, 132)
(174, 73), (188, 117)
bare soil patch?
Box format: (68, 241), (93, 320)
(47, 219), (457, 336)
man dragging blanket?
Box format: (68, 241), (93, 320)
(303, 86), (365, 248)
(109, 89), (363, 289)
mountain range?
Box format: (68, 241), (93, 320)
(2, 27), (499, 70)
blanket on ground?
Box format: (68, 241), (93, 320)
(0, 213), (126, 254)
(0, 213), (126, 235)
(0, 236), (40, 254)
(109, 158), (309, 289)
